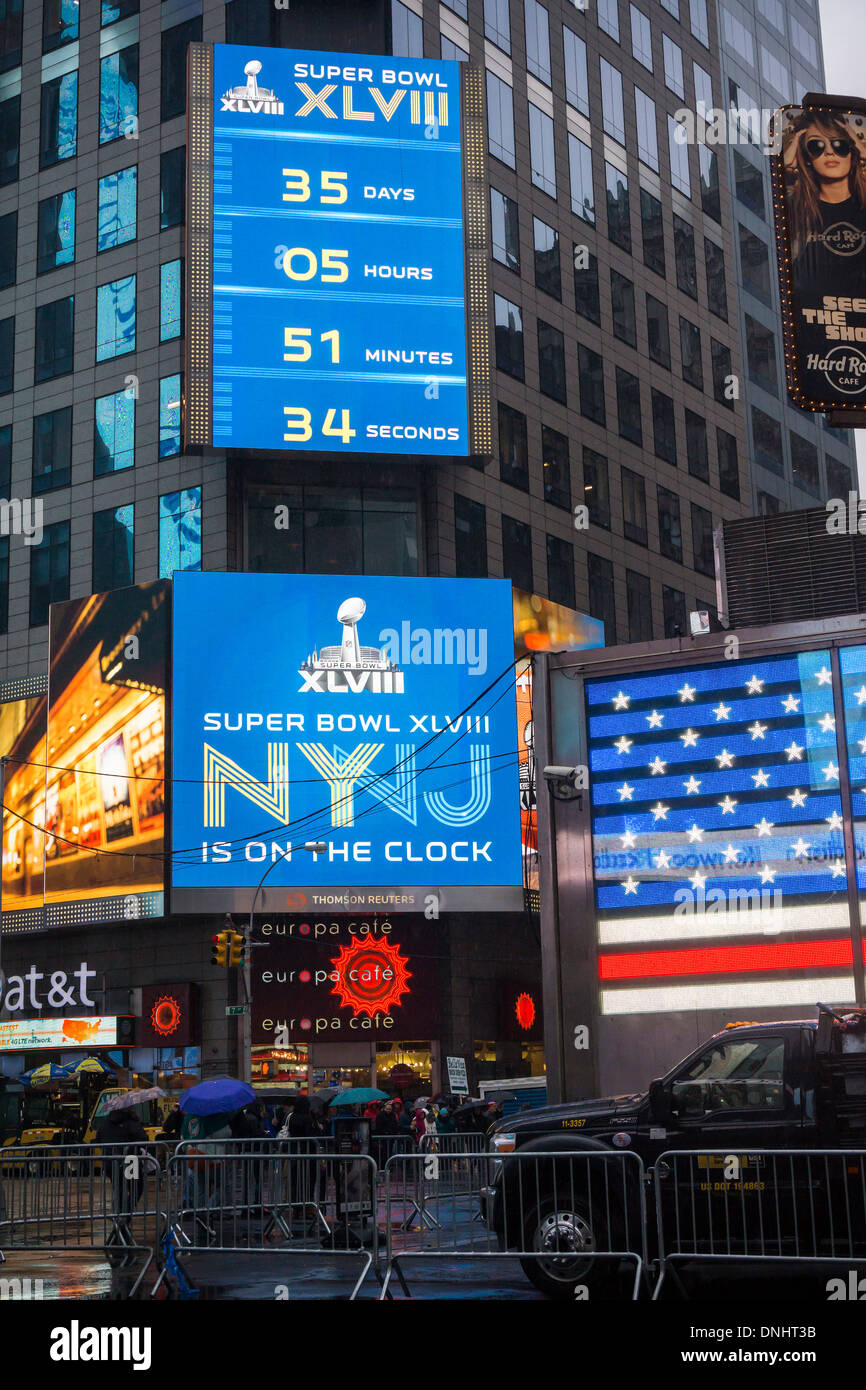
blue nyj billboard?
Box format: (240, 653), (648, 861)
(170, 574), (523, 913)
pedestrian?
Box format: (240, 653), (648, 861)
(284, 1096), (321, 1212)
(411, 1107), (427, 1143)
(156, 1100), (182, 1140)
(95, 1105), (149, 1254)
(435, 1106), (456, 1135)
(372, 1099), (399, 1168)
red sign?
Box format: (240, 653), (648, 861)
(138, 983), (199, 1047)
(498, 978), (544, 1041)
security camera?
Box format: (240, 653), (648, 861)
(542, 765), (586, 802)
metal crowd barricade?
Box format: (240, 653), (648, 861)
(382, 1147), (647, 1299)
(157, 1138), (381, 1300)
(0, 1142), (168, 1299)
(652, 1148), (866, 1298)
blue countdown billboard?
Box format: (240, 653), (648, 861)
(187, 44), (479, 456)
(170, 573), (523, 914)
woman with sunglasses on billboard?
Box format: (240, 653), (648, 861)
(782, 110), (866, 400)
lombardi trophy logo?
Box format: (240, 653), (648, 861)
(299, 597), (404, 694)
(220, 59), (284, 115)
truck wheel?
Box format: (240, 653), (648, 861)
(520, 1195), (620, 1300)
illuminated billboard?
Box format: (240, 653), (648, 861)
(251, 918), (437, 1043)
(586, 649), (856, 1014)
(186, 43), (491, 456)
(170, 572), (522, 913)
(771, 100), (866, 411)
(0, 1016), (118, 1052)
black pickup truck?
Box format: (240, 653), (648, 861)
(484, 1008), (866, 1297)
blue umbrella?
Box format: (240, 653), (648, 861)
(19, 1063), (72, 1086)
(329, 1087), (389, 1107)
(179, 1077), (255, 1116)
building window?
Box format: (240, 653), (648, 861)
(704, 238), (727, 318)
(751, 406), (783, 474)
(160, 146), (185, 230)
(563, 26), (589, 115)
(455, 493), (487, 577)
(543, 425), (570, 510)
(790, 14), (818, 66)
(0, 0), (22, 72)
(97, 277), (135, 361)
(95, 389), (135, 476)
(502, 514), (533, 592)
(160, 260), (182, 341)
(685, 408), (709, 480)
(30, 520), (69, 626)
(583, 448), (610, 528)
(97, 167), (137, 250)
(547, 534), (575, 608)
(499, 402), (528, 491)
(662, 34), (684, 97)
(827, 456), (853, 499)
(611, 269), (636, 346)
(646, 294), (671, 367)
(733, 150), (764, 219)
(538, 321), (566, 403)
(99, 44), (138, 143)
(600, 59), (625, 145)
(634, 88), (658, 170)
(640, 187), (664, 276)
(491, 188), (520, 271)
(606, 163), (631, 252)
(693, 60), (712, 112)
(568, 135), (595, 224)
(758, 490), (781, 516)
(745, 315), (776, 395)
(40, 71), (77, 167)
(574, 249), (600, 324)
(711, 338), (734, 406)
(663, 585), (686, 637)
(657, 485), (682, 562)
(37, 189), (75, 273)
(526, 0), (551, 84)
(486, 71), (515, 167)
(668, 115), (690, 196)
(690, 0), (709, 46)
(691, 502), (714, 576)
(43, 0), (78, 52)
(578, 344), (605, 425)
(0, 94), (19, 186)
(598, 0), (620, 42)
(442, 0), (467, 14)
(534, 218), (560, 298)
(93, 504), (134, 592)
(0, 316), (12, 394)
(630, 5), (652, 69)
(0, 423), (9, 495)
(160, 488), (201, 579)
(484, 0), (510, 52)
(651, 389), (677, 465)
(441, 35), (468, 60)
(102, 0), (139, 24)
(0, 535), (7, 633)
(495, 294), (524, 380)
(588, 552), (616, 642)
(35, 296), (73, 381)
(626, 568), (653, 642)
(739, 225), (771, 303)
(161, 18), (202, 122)
(247, 486), (418, 576)
(529, 104), (556, 198)
(0, 209), (14, 288)
(391, 0), (423, 57)
(699, 146), (720, 221)
(673, 216), (697, 299)
(679, 316), (702, 389)
(790, 432), (821, 497)
(717, 427), (739, 499)
(622, 465), (647, 543)
(159, 374), (182, 458)
(617, 368), (642, 445)
(32, 405), (71, 494)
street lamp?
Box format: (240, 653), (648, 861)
(236, 839), (327, 1081)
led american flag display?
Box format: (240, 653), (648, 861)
(840, 645), (866, 893)
(586, 649), (858, 1015)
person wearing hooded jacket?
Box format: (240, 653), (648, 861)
(95, 1106), (149, 1248)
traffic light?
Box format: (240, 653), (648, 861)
(211, 931), (229, 968)
(228, 931), (246, 968)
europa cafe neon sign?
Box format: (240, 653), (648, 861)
(329, 935), (412, 1017)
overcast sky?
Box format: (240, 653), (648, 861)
(817, 0), (866, 489)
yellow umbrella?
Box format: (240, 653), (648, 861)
(66, 1057), (116, 1077)
(20, 1062), (73, 1085)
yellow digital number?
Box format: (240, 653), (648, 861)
(283, 328), (312, 362)
(322, 408), (356, 443)
(281, 249), (349, 283)
(282, 169), (311, 202)
(283, 248), (318, 281)
(321, 171), (348, 204)
(283, 407), (313, 442)
(320, 249), (349, 283)
(321, 330), (340, 363)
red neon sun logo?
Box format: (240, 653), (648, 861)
(150, 994), (181, 1037)
(329, 935), (412, 1017)
(515, 992), (536, 1031)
